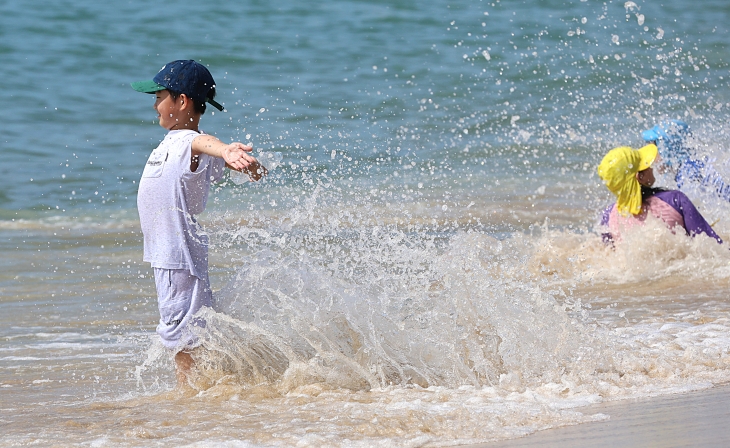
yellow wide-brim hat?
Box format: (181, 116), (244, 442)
(597, 144), (658, 216)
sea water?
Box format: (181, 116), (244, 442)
(3, 0), (730, 446)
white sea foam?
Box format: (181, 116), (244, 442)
(122, 198), (730, 446)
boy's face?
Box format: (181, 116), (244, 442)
(154, 90), (178, 130)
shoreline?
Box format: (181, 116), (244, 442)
(467, 384), (730, 447)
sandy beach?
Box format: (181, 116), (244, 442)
(471, 384), (730, 447)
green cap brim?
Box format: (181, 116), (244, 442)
(131, 80), (166, 94)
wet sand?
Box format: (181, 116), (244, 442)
(470, 384), (730, 447)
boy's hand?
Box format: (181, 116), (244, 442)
(192, 136), (268, 181)
(222, 143), (268, 181)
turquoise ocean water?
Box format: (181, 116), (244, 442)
(3, 0), (730, 446)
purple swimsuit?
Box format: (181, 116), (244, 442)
(600, 190), (722, 244)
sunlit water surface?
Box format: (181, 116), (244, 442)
(3, 0), (730, 446)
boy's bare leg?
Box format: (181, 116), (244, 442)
(175, 350), (195, 387)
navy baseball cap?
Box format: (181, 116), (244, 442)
(131, 60), (224, 111)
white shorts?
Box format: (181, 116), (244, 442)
(153, 268), (212, 350)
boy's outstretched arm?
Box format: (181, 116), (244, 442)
(192, 134), (267, 181)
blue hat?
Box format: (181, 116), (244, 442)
(131, 60), (224, 111)
(641, 119), (692, 170)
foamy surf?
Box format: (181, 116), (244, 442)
(120, 215), (730, 446)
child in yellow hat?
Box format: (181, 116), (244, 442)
(597, 144), (722, 245)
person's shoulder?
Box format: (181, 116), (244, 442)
(649, 189), (689, 205)
(163, 129), (200, 148)
(669, 189), (690, 200)
(168, 129), (200, 138)
(653, 188), (685, 197)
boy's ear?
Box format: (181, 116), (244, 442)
(178, 93), (193, 109)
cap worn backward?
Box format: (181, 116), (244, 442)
(131, 60), (224, 111)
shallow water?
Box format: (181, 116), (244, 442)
(3, 0), (730, 446)
(3, 213), (730, 446)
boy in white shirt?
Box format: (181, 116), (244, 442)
(131, 60), (265, 387)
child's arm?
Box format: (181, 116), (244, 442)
(192, 134), (267, 181)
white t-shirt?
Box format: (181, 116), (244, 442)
(137, 129), (226, 279)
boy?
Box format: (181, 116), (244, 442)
(131, 60), (265, 386)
